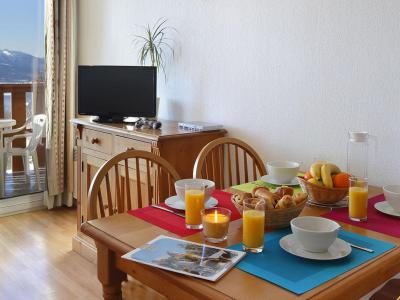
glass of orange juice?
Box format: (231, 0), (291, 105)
(349, 177), (368, 221)
(242, 198), (265, 253)
(185, 183), (205, 229)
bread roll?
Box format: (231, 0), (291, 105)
(252, 186), (269, 197)
(275, 195), (296, 209)
(231, 192), (253, 206)
(274, 186), (294, 197)
(252, 187), (280, 205)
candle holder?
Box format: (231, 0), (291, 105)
(201, 207), (231, 243)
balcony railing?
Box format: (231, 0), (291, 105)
(0, 82), (45, 172)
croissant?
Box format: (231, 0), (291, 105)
(275, 195), (296, 209)
(293, 192), (308, 204)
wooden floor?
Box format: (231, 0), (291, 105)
(1, 168), (46, 199)
(0, 207), (102, 299)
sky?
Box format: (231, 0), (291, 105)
(0, 0), (44, 58)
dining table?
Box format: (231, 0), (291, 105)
(81, 185), (400, 300)
(0, 119), (16, 197)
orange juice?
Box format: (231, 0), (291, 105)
(349, 186), (368, 220)
(185, 189), (205, 225)
(243, 210), (265, 249)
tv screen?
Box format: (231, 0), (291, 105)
(78, 65), (157, 120)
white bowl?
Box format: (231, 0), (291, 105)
(291, 216), (341, 253)
(174, 179), (215, 202)
(383, 185), (400, 212)
(266, 161), (300, 184)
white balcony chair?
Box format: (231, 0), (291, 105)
(4, 114), (46, 188)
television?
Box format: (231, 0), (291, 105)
(78, 65), (157, 122)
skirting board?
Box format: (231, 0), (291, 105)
(0, 192), (45, 217)
(72, 234), (97, 264)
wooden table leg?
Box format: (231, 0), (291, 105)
(96, 242), (127, 300)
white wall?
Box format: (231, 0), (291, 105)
(78, 0), (400, 185)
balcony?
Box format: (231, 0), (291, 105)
(0, 82), (46, 198)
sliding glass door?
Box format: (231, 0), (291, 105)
(0, 0), (46, 199)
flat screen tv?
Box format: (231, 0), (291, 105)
(78, 65), (157, 122)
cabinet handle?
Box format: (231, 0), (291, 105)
(91, 138), (100, 144)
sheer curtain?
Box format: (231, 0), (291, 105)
(44, 0), (76, 208)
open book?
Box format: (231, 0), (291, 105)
(122, 235), (245, 282)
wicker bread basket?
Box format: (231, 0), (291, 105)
(232, 195), (307, 229)
(297, 176), (348, 204)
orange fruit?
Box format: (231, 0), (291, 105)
(304, 171), (313, 180)
(333, 173), (351, 188)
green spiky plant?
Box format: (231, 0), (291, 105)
(134, 18), (175, 80)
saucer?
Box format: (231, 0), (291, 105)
(374, 201), (400, 217)
(279, 234), (352, 260)
(260, 175), (299, 186)
(165, 195), (218, 211)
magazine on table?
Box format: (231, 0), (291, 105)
(121, 235), (245, 282)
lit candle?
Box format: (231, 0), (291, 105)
(202, 208), (231, 243)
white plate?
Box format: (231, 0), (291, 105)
(279, 234), (352, 260)
(260, 175), (299, 186)
(307, 197), (348, 208)
(165, 195), (218, 211)
(374, 201), (400, 217)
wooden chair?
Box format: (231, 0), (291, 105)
(193, 137), (267, 189)
(87, 150), (180, 220)
(87, 150), (180, 300)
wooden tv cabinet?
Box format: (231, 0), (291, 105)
(71, 117), (226, 262)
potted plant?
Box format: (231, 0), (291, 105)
(134, 18), (175, 118)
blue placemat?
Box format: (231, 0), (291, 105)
(229, 229), (395, 295)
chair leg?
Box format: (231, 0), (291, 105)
(32, 152), (41, 189)
(25, 154), (30, 175)
(3, 152), (8, 184)
(22, 155), (28, 179)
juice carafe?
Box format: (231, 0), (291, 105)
(347, 132), (370, 178)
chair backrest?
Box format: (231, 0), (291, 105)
(27, 114), (46, 152)
(193, 137), (267, 189)
(87, 150), (181, 220)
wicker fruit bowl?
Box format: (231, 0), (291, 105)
(298, 176), (348, 204)
(231, 191), (308, 229)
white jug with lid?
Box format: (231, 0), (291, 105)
(347, 131), (376, 179)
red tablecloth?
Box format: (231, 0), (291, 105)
(322, 194), (400, 238)
(128, 190), (241, 237)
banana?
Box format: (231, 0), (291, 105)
(326, 163), (341, 174)
(321, 164), (333, 188)
(307, 178), (324, 186)
(309, 161), (326, 179)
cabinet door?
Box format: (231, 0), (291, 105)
(80, 153), (116, 223)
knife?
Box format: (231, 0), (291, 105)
(151, 204), (186, 218)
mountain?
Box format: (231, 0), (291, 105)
(0, 49), (45, 83)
